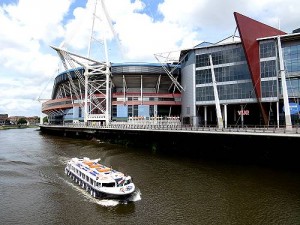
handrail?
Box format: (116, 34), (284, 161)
(41, 123), (300, 135)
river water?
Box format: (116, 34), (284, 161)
(1, 128), (300, 225)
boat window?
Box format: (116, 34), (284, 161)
(124, 179), (132, 185)
(117, 183), (124, 187)
(102, 182), (115, 187)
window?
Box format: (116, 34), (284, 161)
(283, 43), (300, 73)
(196, 46), (246, 68)
(102, 182), (115, 187)
(260, 41), (276, 58)
(261, 60), (277, 78)
(261, 80), (277, 98)
(124, 179), (132, 185)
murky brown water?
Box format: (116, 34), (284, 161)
(1, 128), (300, 225)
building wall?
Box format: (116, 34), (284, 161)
(194, 43), (255, 105)
(0, 114), (8, 125)
(181, 51), (196, 125)
(181, 42), (263, 126)
(180, 36), (300, 127)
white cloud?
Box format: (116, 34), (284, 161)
(1, 0), (300, 117)
(0, 0), (70, 117)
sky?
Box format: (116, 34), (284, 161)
(1, 0), (300, 117)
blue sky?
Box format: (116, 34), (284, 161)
(1, 0), (300, 117)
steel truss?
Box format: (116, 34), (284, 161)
(154, 50), (186, 92)
(51, 45), (111, 124)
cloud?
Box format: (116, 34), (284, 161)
(0, 0), (71, 116)
(1, 0), (300, 117)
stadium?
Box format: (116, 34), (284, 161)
(42, 11), (300, 129)
(42, 61), (181, 125)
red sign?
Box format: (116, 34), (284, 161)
(238, 110), (249, 115)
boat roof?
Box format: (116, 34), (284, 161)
(68, 157), (131, 183)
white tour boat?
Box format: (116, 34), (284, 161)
(65, 157), (135, 199)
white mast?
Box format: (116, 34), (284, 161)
(85, 0), (112, 125)
(100, 0), (111, 125)
(83, 0), (98, 125)
(277, 36), (292, 131)
(209, 54), (224, 129)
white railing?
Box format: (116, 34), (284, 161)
(45, 122), (300, 135)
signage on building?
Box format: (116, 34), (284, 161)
(282, 103), (300, 115)
(237, 110), (249, 116)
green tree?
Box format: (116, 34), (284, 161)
(17, 118), (27, 125)
(43, 116), (48, 123)
(4, 119), (11, 125)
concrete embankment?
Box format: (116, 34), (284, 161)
(39, 125), (300, 169)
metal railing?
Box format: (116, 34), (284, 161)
(43, 122), (300, 135)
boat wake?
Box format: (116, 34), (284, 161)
(97, 199), (119, 207)
(63, 177), (141, 206)
(97, 188), (142, 206)
(128, 188), (142, 202)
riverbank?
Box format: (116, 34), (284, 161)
(0, 125), (39, 130)
(39, 124), (300, 170)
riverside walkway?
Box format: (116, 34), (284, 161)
(40, 122), (300, 138)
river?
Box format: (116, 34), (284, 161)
(1, 128), (300, 225)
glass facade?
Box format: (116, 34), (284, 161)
(259, 40), (278, 99)
(259, 39), (300, 100)
(279, 78), (300, 97)
(195, 46), (246, 67)
(195, 45), (253, 103)
(261, 80), (277, 98)
(260, 60), (277, 78)
(260, 41), (276, 58)
(194, 39), (300, 105)
(196, 63), (250, 84)
(193, 39), (300, 118)
(283, 41), (300, 73)
(279, 41), (300, 98)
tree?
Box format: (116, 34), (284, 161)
(4, 119), (11, 125)
(43, 116), (48, 124)
(17, 118), (27, 125)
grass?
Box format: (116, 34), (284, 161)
(0, 125), (39, 130)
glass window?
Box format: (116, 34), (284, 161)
(283, 42), (300, 73)
(260, 41), (276, 58)
(218, 82), (254, 100)
(133, 105), (138, 117)
(196, 63), (250, 84)
(196, 46), (246, 68)
(215, 64), (250, 82)
(196, 81), (255, 102)
(196, 69), (212, 84)
(261, 60), (277, 78)
(261, 80), (278, 98)
(128, 105), (132, 117)
(196, 86), (214, 101)
(196, 54), (210, 67)
(102, 182), (115, 187)
(279, 78), (300, 97)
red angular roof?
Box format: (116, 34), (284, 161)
(234, 12), (286, 98)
